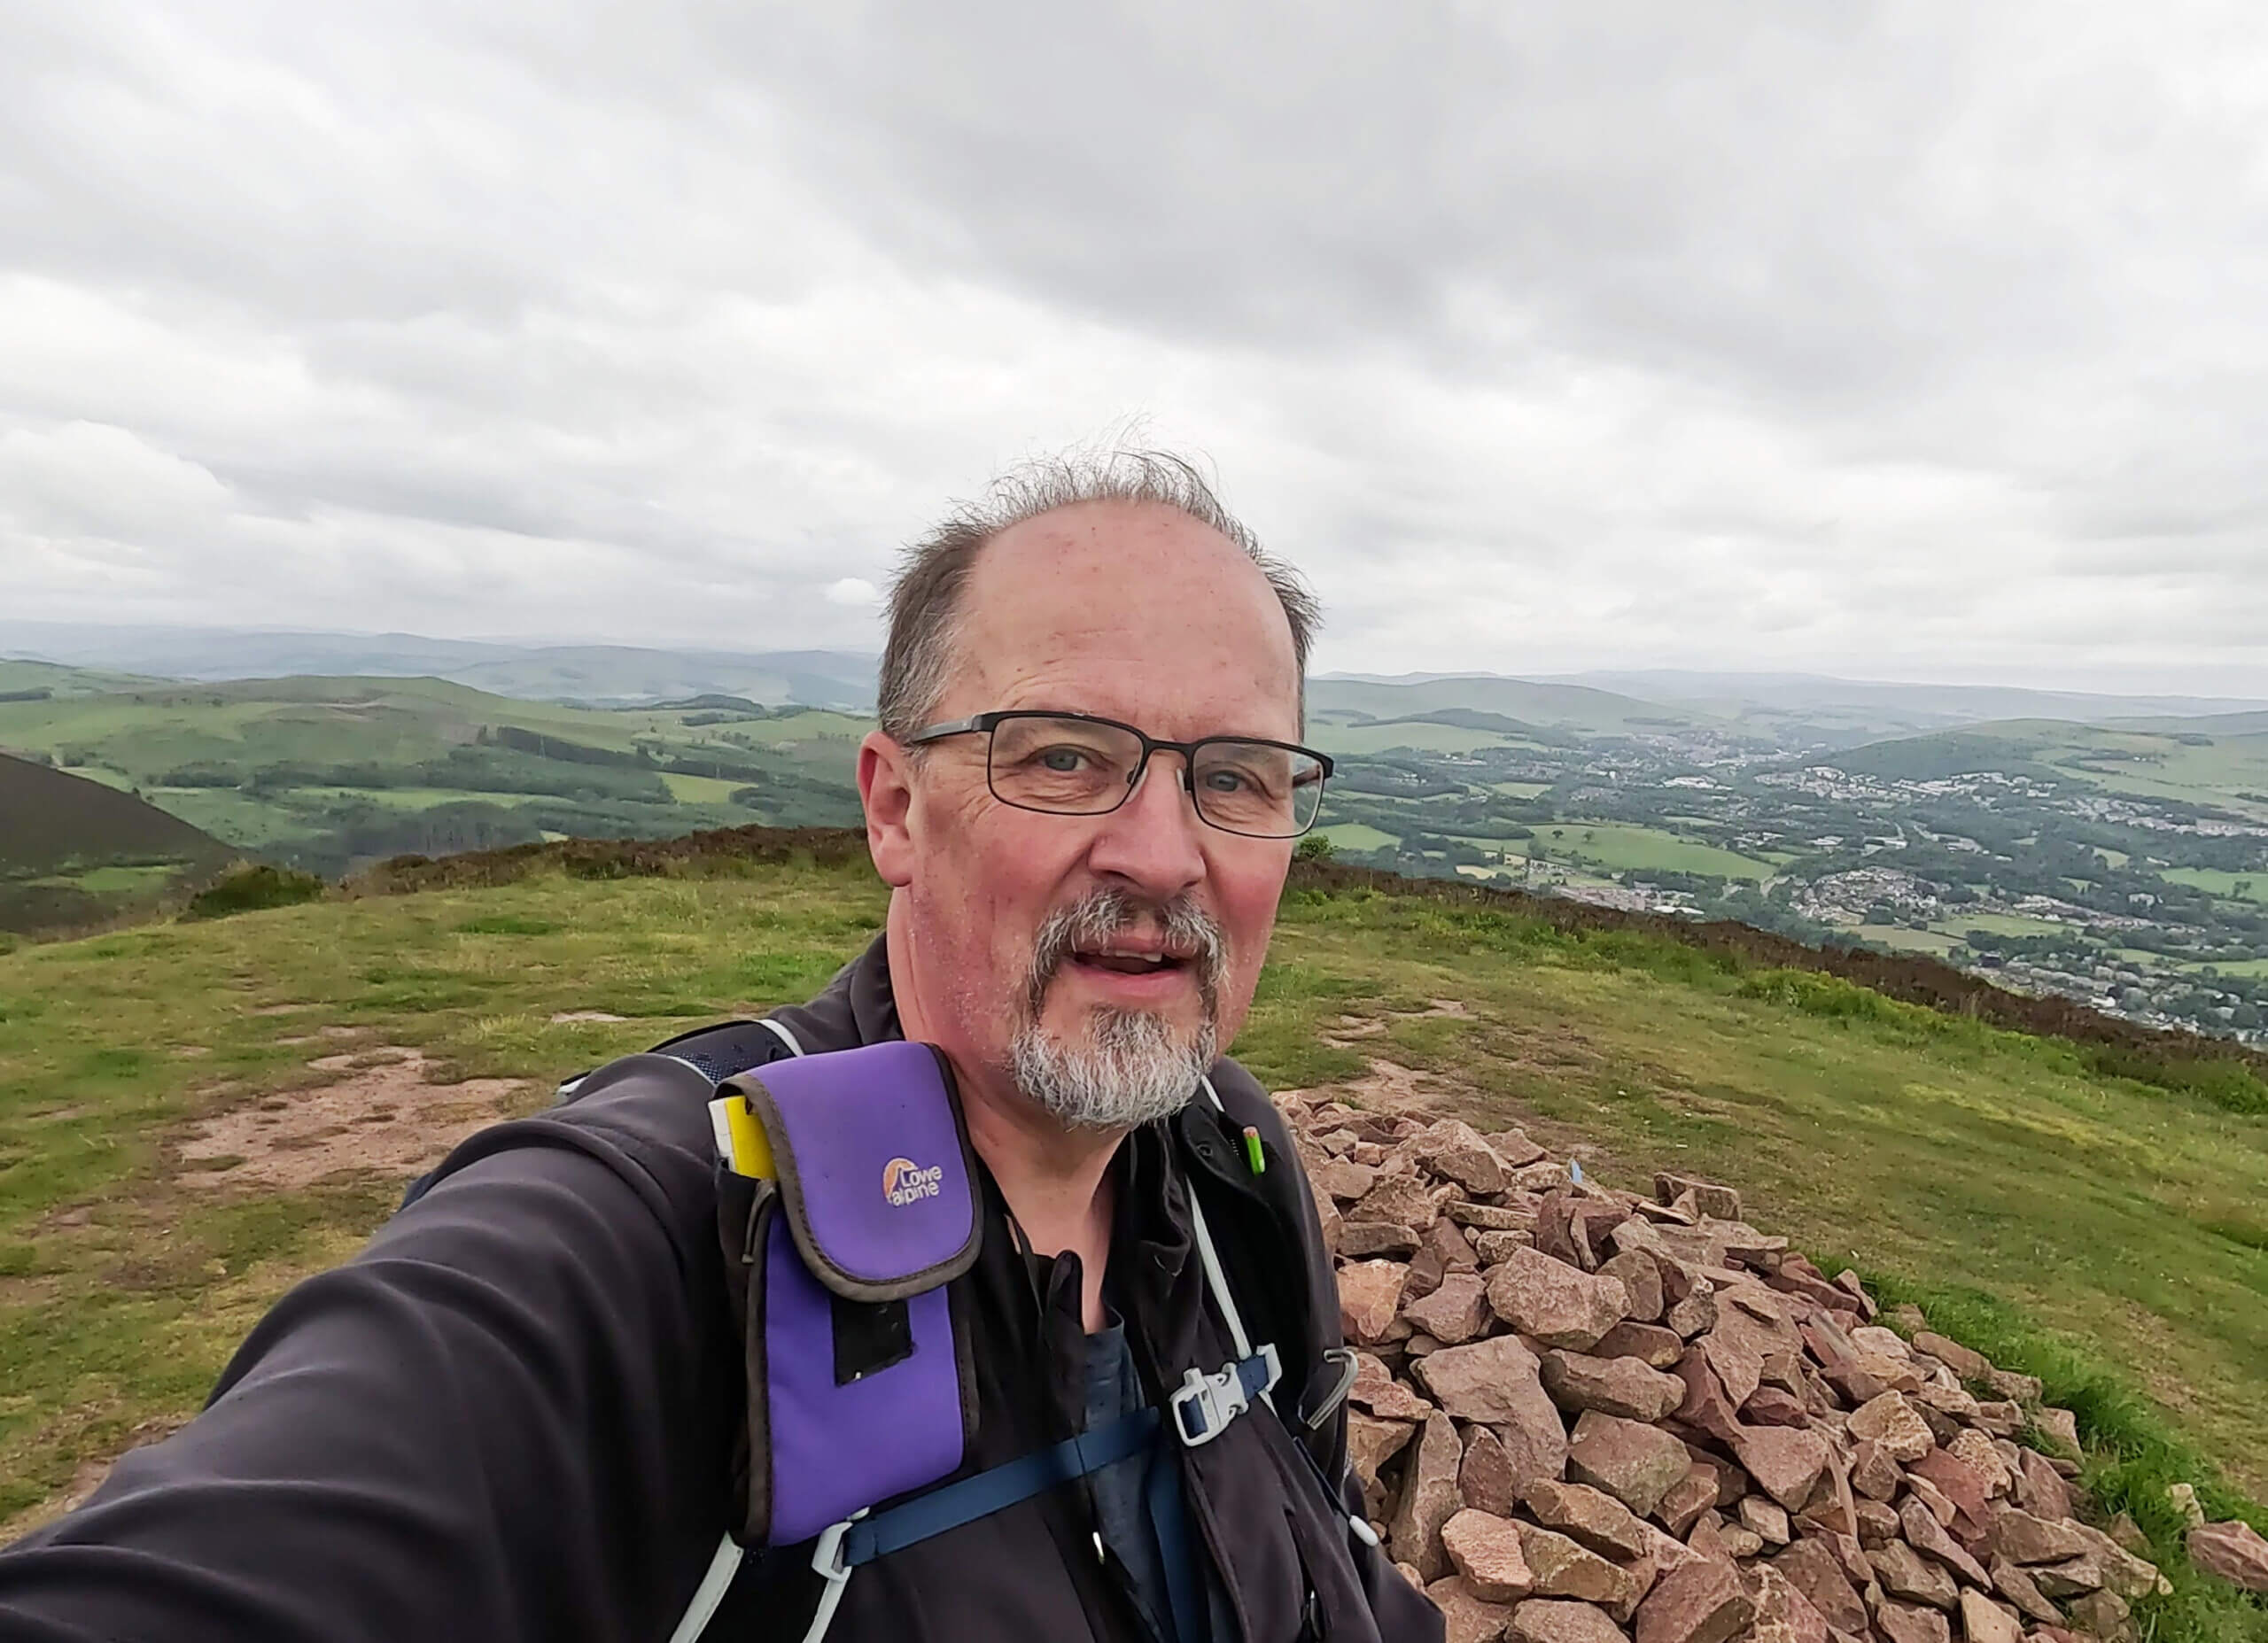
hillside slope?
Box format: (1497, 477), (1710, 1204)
(0, 677), (865, 873)
(3, 841), (2264, 1608)
(0, 754), (227, 873)
(1830, 717), (2268, 821)
(0, 753), (234, 935)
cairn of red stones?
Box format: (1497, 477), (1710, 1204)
(1279, 1096), (2225, 1643)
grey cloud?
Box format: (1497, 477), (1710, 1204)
(0, 1), (2264, 693)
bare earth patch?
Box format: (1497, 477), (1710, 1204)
(549, 1011), (628, 1024)
(175, 1049), (526, 1190)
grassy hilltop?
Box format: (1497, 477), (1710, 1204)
(2, 832), (2265, 1635)
(0, 671), (865, 880)
(0, 754), (234, 935)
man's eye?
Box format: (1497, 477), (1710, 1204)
(1037, 748), (1092, 772)
(1203, 767), (1253, 793)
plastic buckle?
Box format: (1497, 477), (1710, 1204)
(801, 1510), (869, 1643)
(1169, 1345), (1281, 1448)
(1298, 1346), (1359, 1433)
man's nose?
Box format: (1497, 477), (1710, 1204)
(1086, 752), (1208, 898)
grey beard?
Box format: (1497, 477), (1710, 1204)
(1011, 1007), (1218, 1132)
(1011, 886), (1229, 1131)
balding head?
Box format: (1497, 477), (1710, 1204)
(875, 448), (1318, 741)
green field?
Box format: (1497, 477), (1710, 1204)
(29, 865), (185, 896)
(659, 771), (749, 804)
(1309, 721), (1515, 756)
(1531, 821), (1775, 880)
(2164, 867), (2268, 904)
(1316, 822), (1400, 853)
(1845, 718), (2268, 823)
(1847, 924), (1962, 957)
(0, 679), (865, 884)
(1949, 911), (2080, 938)
(2, 849), (2265, 1632)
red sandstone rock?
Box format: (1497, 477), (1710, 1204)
(2188, 1518), (2268, 1593)
(1445, 1508), (1539, 1602)
(1509, 1599), (1629, 1643)
(1873, 1597), (1951, 1643)
(1845, 1391), (1934, 1463)
(1516, 1522), (1644, 1609)
(1427, 1574), (1518, 1643)
(1405, 1270), (1495, 1345)
(1632, 1556), (1751, 1643)
(1523, 1478), (1655, 1562)
(1745, 1565), (1830, 1643)
(1731, 1425), (1830, 1513)
(1490, 1245), (1631, 1351)
(1566, 1410), (1694, 1518)
(1390, 1410), (1464, 1580)
(1542, 1351), (1688, 1422)
(1957, 1590), (2023, 1643)
(1592, 1321), (1684, 1368)
(1339, 1259), (1410, 1344)
(1770, 1539), (1868, 1636)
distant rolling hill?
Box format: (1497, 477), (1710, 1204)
(0, 753), (234, 934)
(1821, 717), (2268, 818)
(1539, 669), (2268, 746)
(0, 624), (876, 710)
(0, 674), (867, 879)
(1309, 674), (1710, 735)
(0, 660), (167, 701)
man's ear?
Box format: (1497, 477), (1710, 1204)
(858, 730), (917, 887)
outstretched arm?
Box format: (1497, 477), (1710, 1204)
(0, 1101), (736, 1643)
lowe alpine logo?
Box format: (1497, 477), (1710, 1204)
(882, 1156), (944, 1208)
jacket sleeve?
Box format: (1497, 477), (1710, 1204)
(0, 1101), (738, 1643)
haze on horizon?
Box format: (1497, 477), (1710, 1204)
(4, 3), (2265, 698)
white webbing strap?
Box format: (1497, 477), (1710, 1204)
(1190, 1076), (1269, 1414)
(757, 1018), (806, 1058)
(669, 1017), (805, 1643)
(1192, 1075), (1379, 1549)
(665, 1535), (743, 1643)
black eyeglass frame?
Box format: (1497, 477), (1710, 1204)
(901, 709), (1336, 840)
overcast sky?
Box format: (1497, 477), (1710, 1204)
(4, 3), (2265, 694)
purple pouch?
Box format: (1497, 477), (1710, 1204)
(718, 1041), (982, 1547)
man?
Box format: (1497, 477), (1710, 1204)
(0, 451), (1442, 1642)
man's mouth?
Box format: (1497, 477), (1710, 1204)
(1068, 942), (1192, 978)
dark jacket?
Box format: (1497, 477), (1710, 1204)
(0, 938), (1442, 1643)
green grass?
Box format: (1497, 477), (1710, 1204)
(1317, 822), (1400, 853)
(1953, 911), (2078, 938)
(2, 853), (2265, 1639)
(285, 786), (548, 810)
(659, 771), (748, 804)
(1850, 924), (1961, 956)
(2164, 868), (2268, 905)
(27, 865), (183, 896)
(1532, 821), (1775, 880)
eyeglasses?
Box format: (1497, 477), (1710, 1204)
(902, 710), (1334, 839)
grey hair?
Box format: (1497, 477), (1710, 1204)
(876, 447), (1320, 740)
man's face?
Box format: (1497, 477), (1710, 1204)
(860, 500), (1303, 1127)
